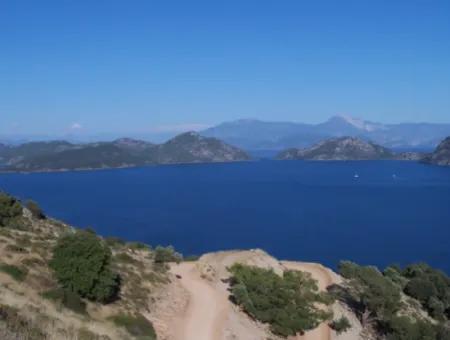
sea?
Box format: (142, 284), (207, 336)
(1, 160), (449, 273)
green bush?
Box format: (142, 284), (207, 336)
(154, 245), (182, 264)
(386, 316), (437, 340)
(42, 288), (87, 315)
(110, 313), (156, 339)
(49, 231), (120, 303)
(229, 263), (332, 337)
(338, 261), (449, 340)
(105, 236), (125, 248)
(401, 263), (450, 320)
(329, 316), (351, 335)
(0, 193), (23, 227)
(0, 263), (28, 282)
(25, 200), (45, 219)
(128, 241), (150, 250)
(338, 261), (401, 319)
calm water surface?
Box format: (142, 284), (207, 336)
(1, 160), (449, 272)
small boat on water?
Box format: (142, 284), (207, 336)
(354, 173), (359, 178)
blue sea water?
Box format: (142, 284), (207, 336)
(0, 160), (449, 273)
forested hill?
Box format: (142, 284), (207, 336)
(0, 132), (250, 172)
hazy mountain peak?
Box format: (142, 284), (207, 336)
(328, 115), (386, 132)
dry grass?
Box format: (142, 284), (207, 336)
(0, 210), (172, 340)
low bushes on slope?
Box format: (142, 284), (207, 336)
(50, 230), (120, 303)
(337, 261), (450, 340)
(0, 193), (23, 228)
(228, 263), (333, 337)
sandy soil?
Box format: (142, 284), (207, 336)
(170, 262), (229, 340)
(167, 251), (361, 340)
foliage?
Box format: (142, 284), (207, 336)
(339, 261), (402, 320)
(154, 245), (182, 264)
(105, 236), (125, 248)
(0, 193), (23, 227)
(386, 316), (437, 340)
(49, 231), (120, 303)
(401, 263), (450, 321)
(128, 241), (150, 250)
(0, 263), (28, 282)
(329, 316), (351, 335)
(228, 263), (332, 337)
(41, 288), (87, 315)
(26, 200), (45, 219)
(109, 313), (157, 339)
(338, 261), (450, 340)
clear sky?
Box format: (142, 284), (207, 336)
(1, 0), (450, 136)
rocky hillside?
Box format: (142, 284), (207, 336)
(0, 133), (250, 172)
(0, 192), (448, 340)
(423, 136), (450, 166)
(277, 137), (395, 161)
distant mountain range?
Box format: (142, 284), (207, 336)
(0, 132), (250, 172)
(202, 116), (450, 150)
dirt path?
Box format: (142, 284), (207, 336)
(170, 262), (229, 340)
(282, 261), (334, 340)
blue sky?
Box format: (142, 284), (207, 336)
(1, 0), (450, 137)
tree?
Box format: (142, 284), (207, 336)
(50, 231), (120, 303)
(0, 193), (23, 227)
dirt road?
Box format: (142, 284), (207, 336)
(170, 262), (229, 340)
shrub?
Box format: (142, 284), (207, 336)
(128, 241), (150, 250)
(25, 200), (45, 219)
(338, 261), (401, 319)
(110, 313), (156, 339)
(0, 193), (23, 227)
(49, 231), (120, 303)
(105, 236), (125, 248)
(154, 245), (182, 264)
(386, 316), (437, 340)
(42, 288), (87, 315)
(0, 263), (28, 281)
(329, 316), (351, 335)
(401, 263), (450, 320)
(229, 263), (332, 337)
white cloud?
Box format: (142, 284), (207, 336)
(150, 123), (211, 133)
(70, 122), (83, 130)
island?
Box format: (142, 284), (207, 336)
(0, 132), (250, 172)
